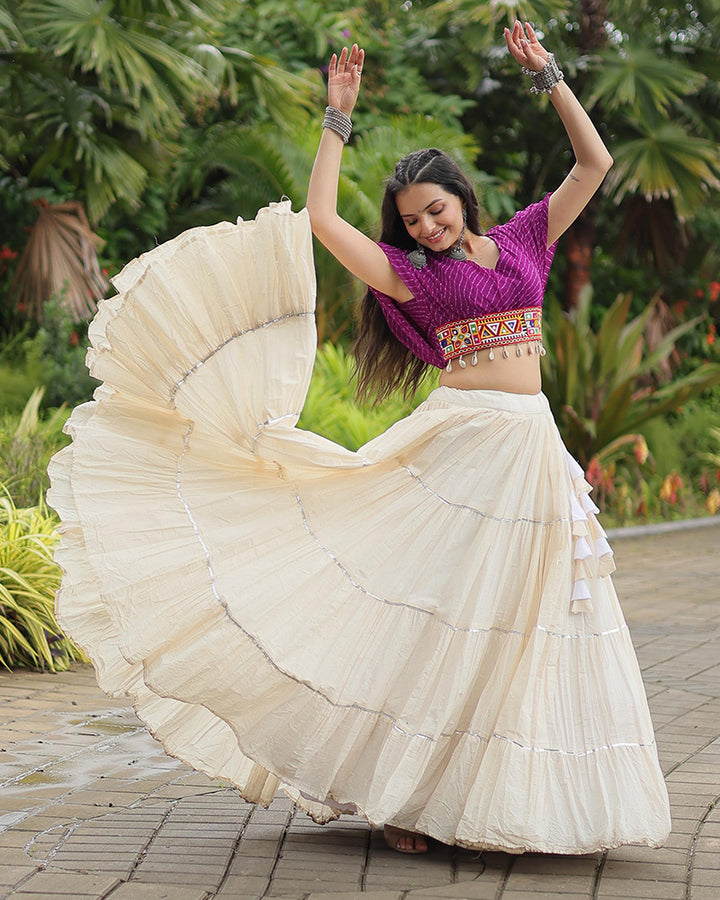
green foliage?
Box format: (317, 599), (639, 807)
(24, 296), (98, 408)
(0, 388), (70, 509)
(0, 0), (319, 224)
(0, 295), (97, 413)
(0, 489), (85, 671)
(644, 395), (720, 485)
(541, 286), (720, 466)
(298, 342), (437, 450)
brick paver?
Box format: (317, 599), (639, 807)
(1, 521), (718, 899)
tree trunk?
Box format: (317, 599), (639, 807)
(564, 197), (599, 309)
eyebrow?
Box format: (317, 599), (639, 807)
(399, 199), (445, 219)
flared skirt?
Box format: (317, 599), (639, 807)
(47, 202), (671, 854)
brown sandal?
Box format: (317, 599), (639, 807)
(383, 824), (429, 854)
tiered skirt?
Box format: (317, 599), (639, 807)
(47, 201), (671, 854)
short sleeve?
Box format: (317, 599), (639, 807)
(491, 194), (556, 287)
(367, 244), (445, 368)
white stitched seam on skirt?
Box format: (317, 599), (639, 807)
(293, 481), (622, 639)
(404, 465), (570, 526)
(169, 311), (315, 402)
(175, 424), (647, 753)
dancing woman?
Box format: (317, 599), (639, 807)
(49, 22), (671, 857)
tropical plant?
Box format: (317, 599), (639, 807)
(0, 489), (85, 670)
(541, 286), (720, 466)
(298, 342), (437, 449)
(0, 0), (320, 223)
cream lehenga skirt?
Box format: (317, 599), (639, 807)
(48, 201), (671, 855)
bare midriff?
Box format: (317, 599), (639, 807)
(437, 346), (542, 394)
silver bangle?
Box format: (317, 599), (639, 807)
(522, 53), (564, 94)
(322, 106), (352, 143)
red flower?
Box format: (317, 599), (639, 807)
(69, 331), (80, 346)
(0, 245), (17, 260)
(708, 333), (716, 346)
(709, 281), (720, 302)
(585, 457), (602, 488)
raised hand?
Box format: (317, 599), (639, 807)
(504, 21), (549, 72)
(327, 44), (365, 115)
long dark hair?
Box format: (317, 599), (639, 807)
(353, 149), (482, 403)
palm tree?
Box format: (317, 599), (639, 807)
(0, 0), (321, 221)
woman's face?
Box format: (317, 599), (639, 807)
(395, 183), (465, 252)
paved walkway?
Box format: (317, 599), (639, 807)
(1, 523), (719, 900)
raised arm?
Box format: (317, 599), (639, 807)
(306, 45), (411, 301)
(504, 21), (613, 247)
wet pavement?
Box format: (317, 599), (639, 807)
(1, 521), (719, 900)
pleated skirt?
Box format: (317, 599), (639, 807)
(47, 201), (671, 854)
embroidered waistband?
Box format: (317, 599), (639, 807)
(436, 307), (543, 365)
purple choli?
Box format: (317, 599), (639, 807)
(369, 195), (557, 369)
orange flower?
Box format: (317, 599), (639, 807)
(633, 436), (649, 466)
(659, 472), (683, 505)
(706, 489), (720, 515)
(708, 333), (716, 346)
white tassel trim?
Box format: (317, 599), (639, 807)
(574, 537), (592, 560)
(571, 579), (594, 614)
(565, 450), (614, 614)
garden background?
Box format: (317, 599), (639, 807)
(1, 0), (720, 670)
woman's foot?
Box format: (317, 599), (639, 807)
(383, 824), (429, 854)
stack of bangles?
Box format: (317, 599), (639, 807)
(321, 56), (563, 143)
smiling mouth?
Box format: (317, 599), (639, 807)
(424, 228), (447, 244)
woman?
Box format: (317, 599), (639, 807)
(49, 23), (671, 859)
(305, 22), (669, 854)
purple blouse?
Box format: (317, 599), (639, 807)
(369, 194), (557, 368)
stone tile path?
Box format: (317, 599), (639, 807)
(1, 523), (719, 900)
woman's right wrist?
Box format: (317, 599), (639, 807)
(322, 106), (353, 144)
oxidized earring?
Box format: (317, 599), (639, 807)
(407, 243), (427, 269)
(445, 207), (467, 261)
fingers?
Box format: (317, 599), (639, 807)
(329, 44), (365, 79)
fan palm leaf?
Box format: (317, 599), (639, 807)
(586, 44), (706, 117)
(23, 0), (210, 131)
(10, 200), (108, 320)
(605, 120), (720, 217)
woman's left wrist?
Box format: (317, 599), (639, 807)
(522, 53), (564, 94)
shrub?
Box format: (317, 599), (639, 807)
(542, 287), (720, 466)
(0, 490), (86, 671)
(0, 388), (70, 508)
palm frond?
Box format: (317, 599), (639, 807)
(0, 2), (23, 49)
(10, 200), (108, 320)
(605, 121), (720, 216)
(587, 43), (706, 115)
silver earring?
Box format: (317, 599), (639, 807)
(407, 243), (427, 269)
(446, 207), (467, 261)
